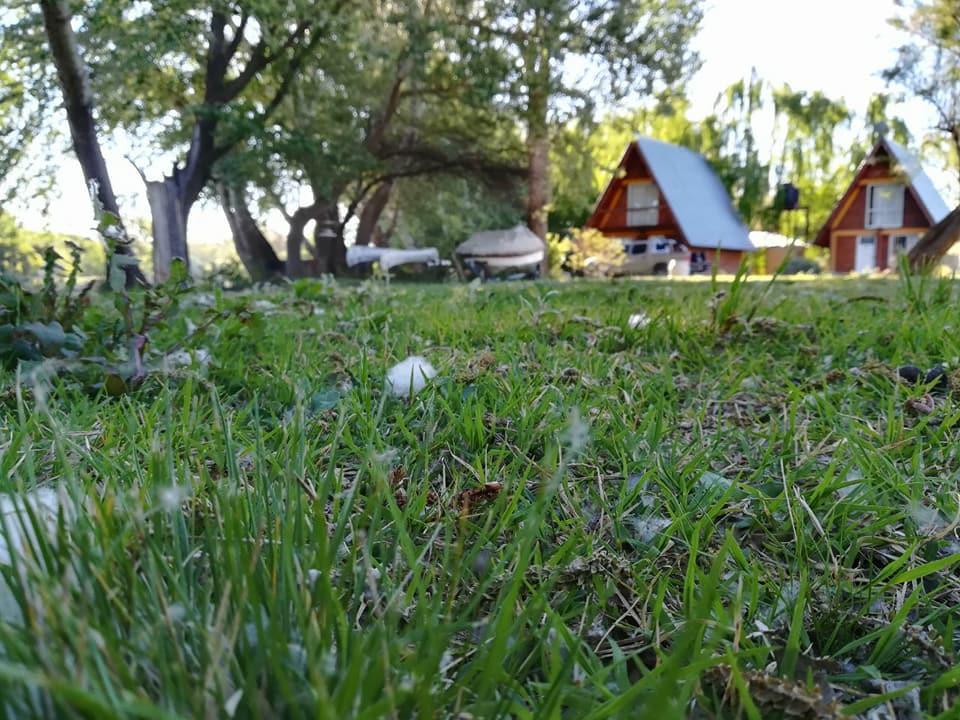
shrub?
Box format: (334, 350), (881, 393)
(780, 257), (821, 275)
(547, 228), (625, 278)
(546, 234), (574, 279)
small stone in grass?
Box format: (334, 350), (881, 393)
(896, 365), (922, 383)
(925, 364), (949, 392)
(906, 394), (935, 415)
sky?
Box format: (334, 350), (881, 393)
(688, 0), (906, 121)
(10, 0), (953, 243)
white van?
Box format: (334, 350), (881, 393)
(618, 237), (691, 276)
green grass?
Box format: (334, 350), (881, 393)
(2, 274), (960, 718)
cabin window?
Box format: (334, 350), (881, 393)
(630, 242), (647, 255)
(888, 234), (918, 266)
(626, 183), (659, 226)
(865, 184), (905, 229)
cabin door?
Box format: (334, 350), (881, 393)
(854, 235), (877, 272)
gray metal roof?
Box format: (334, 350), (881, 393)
(883, 138), (951, 224)
(636, 137), (754, 252)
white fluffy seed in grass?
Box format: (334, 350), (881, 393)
(564, 408), (589, 454)
(224, 690), (244, 718)
(632, 516), (671, 543)
(386, 356), (436, 397)
(628, 311), (650, 329)
(159, 484), (190, 512)
(164, 348), (211, 370)
(909, 501), (945, 535)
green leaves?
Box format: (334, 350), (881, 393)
(108, 253), (139, 292)
(0, 320), (84, 367)
(21, 320), (66, 349)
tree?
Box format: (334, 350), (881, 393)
(886, 0), (960, 186)
(702, 71), (769, 226)
(35, 0), (143, 285)
(466, 0), (703, 239)
(885, 0), (960, 270)
(908, 205), (960, 271)
(11, 0), (334, 282)
(768, 86), (853, 237)
(216, 182), (284, 282)
(228, 0), (524, 277)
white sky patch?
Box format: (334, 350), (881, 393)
(687, 0), (903, 122)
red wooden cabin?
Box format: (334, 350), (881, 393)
(814, 137), (950, 272)
(586, 137), (753, 274)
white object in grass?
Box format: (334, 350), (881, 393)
(628, 311), (650, 329)
(632, 516), (671, 543)
(0, 486), (77, 624)
(0, 487), (74, 566)
(164, 348), (211, 369)
(386, 356), (436, 397)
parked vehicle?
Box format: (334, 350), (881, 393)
(618, 237), (692, 276)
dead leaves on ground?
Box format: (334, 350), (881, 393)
(452, 482), (503, 512)
(455, 350), (497, 383)
(703, 664), (843, 719)
(389, 464), (501, 514)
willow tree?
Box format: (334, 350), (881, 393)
(767, 86), (853, 236)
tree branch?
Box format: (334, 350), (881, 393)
(224, 11), (250, 65)
(219, 21), (310, 103)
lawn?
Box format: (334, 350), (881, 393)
(2, 274), (960, 718)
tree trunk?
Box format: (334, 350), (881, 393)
(146, 179), (190, 283)
(218, 183), (285, 282)
(39, 0), (143, 285)
(286, 206), (316, 279)
(355, 180), (394, 246)
(526, 131), (550, 240)
(376, 203), (401, 247)
(524, 39), (551, 240)
(313, 205), (345, 275)
(908, 205), (960, 272)
(952, 127), (960, 191)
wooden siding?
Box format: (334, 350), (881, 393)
(834, 182), (928, 231)
(715, 249), (746, 273)
(831, 235), (856, 272)
(816, 142), (938, 273)
(587, 144), (682, 239)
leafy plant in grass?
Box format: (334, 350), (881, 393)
(0, 206), (190, 394)
(0, 245), (91, 368)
